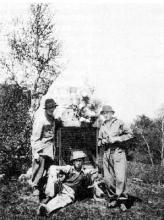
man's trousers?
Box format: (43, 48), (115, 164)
(45, 184), (75, 213)
(103, 147), (127, 198)
(32, 156), (53, 188)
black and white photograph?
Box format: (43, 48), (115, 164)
(0, 0), (164, 219)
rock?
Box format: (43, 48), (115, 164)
(132, 178), (143, 182)
(18, 167), (32, 185)
(0, 174), (5, 180)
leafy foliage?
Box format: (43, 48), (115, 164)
(0, 3), (62, 112)
(0, 84), (32, 177)
(9, 4), (61, 93)
(132, 115), (162, 164)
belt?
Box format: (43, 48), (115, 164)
(102, 143), (118, 151)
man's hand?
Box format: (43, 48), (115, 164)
(57, 173), (66, 182)
(98, 138), (109, 146)
(101, 139), (108, 145)
(34, 152), (40, 161)
(110, 136), (121, 143)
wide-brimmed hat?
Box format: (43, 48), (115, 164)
(44, 99), (58, 109)
(70, 150), (87, 161)
(100, 105), (115, 114)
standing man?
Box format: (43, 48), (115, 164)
(31, 98), (58, 197)
(98, 105), (132, 211)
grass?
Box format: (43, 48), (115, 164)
(0, 162), (164, 220)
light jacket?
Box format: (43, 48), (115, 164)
(98, 117), (132, 147)
(31, 110), (55, 160)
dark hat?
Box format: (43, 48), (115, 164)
(100, 105), (115, 114)
(44, 99), (58, 109)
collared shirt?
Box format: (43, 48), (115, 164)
(98, 117), (132, 146)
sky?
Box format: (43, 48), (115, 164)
(0, 0), (164, 122)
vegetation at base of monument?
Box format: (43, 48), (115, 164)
(0, 84), (32, 177)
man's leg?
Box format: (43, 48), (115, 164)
(32, 156), (45, 195)
(113, 149), (127, 197)
(113, 148), (128, 211)
(103, 149), (116, 197)
(45, 165), (60, 198)
(38, 185), (75, 216)
(32, 159), (39, 182)
(46, 193), (73, 214)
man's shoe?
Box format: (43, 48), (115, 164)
(107, 199), (117, 208)
(37, 204), (48, 217)
(107, 195), (118, 208)
(119, 203), (127, 212)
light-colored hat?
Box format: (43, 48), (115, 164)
(100, 105), (115, 114)
(70, 150), (87, 161)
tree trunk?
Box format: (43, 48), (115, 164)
(161, 119), (164, 166)
(141, 133), (154, 166)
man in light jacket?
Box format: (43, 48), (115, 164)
(31, 98), (58, 196)
(98, 105), (133, 211)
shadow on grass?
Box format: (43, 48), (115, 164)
(47, 193), (142, 219)
(123, 194), (142, 209)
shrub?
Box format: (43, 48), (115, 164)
(128, 161), (164, 184)
(0, 84), (32, 177)
(131, 115), (162, 164)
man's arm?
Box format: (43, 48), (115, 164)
(98, 125), (110, 146)
(110, 121), (133, 143)
(47, 165), (71, 182)
(55, 165), (72, 174)
(31, 117), (44, 154)
(45, 165), (72, 197)
(120, 122), (133, 141)
(82, 168), (100, 187)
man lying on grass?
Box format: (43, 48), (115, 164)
(38, 150), (98, 217)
